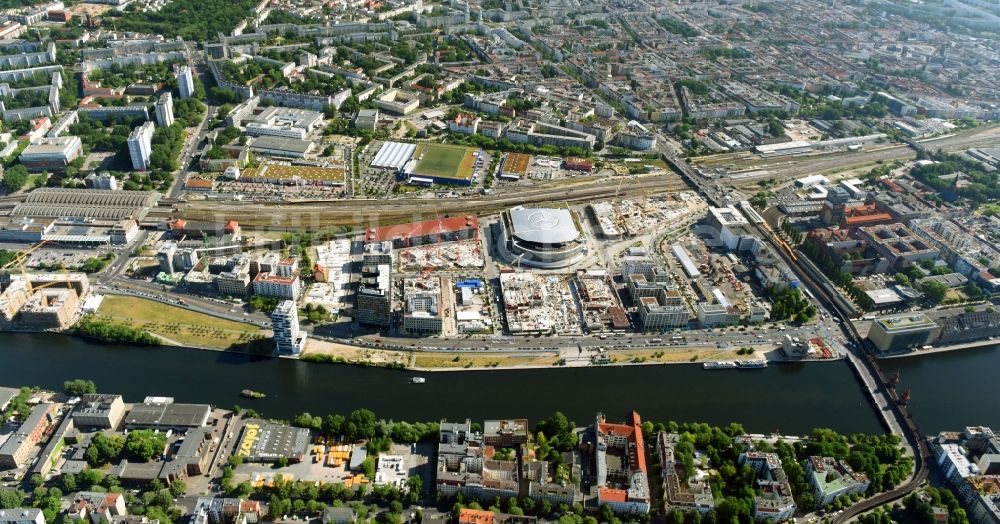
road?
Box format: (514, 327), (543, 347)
(168, 103), (218, 199)
(98, 280), (271, 329)
(665, 147), (932, 521)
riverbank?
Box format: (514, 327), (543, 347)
(301, 340), (819, 372)
(879, 339), (999, 359)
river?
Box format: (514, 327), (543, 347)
(2, 333), (995, 435)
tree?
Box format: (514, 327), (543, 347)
(361, 456), (376, 479)
(28, 474), (44, 489)
(324, 414), (345, 436)
(1, 164), (28, 194)
(0, 489), (25, 509)
(125, 429), (168, 461)
(63, 379), (97, 396)
(406, 476), (423, 503)
(86, 433), (125, 467)
(347, 409), (377, 441)
(168, 479), (187, 498)
(920, 280), (948, 305)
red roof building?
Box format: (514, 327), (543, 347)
(594, 411), (650, 514)
(365, 215), (479, 249)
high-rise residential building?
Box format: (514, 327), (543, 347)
(127, 121), (154, 171)
(177, 65), (195, 99)
(155, 92), (174, 127)
(271, 300), (305, 354)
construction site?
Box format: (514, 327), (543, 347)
(589, 192), (706, 239)
(662, 234), (774, 326)
(398, 243), (484, 272)
(452, 278), (493, 334)
(307, 239), (353, 315)
(573, 270), (630, 332)
(0, 240), (92, 328)
(499, 272), (582, 335)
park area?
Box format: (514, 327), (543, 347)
(96, 296), (269, 349)
(409, 143), (477, 183)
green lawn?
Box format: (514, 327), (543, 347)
(412, 144), (474, 181)
(97, 295), (268, 349)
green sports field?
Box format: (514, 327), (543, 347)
(410, 144), (477, 181)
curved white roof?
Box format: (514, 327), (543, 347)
(509, 207), (579, 244)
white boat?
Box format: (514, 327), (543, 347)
(411, 377), (426, 384)
(703, 361), (738, 370)
(737, 360), (768, 369)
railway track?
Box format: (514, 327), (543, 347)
(173, 173), (689, 228)
(668, 152), (932, 521)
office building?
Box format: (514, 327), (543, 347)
(127, 121), (154, 171)
(697, 303), (740, 328)
(402, 277), (442, 335)
(72, 394), (125, 429)
(217, 255), (251, 298)
(19, 136), (83, 171)
(177, 65), (194, 99)
(638, 296), (689, 331)
(362, 240), (392, 265)
(244, 106), (323, 140)
(867, 313), (939, 353)
(157, 241), (177, 273)
(706, 206), (756, 252)
(357, 263), (391, 327)
(155, 92), (174, 127)
(272, 300), (306, 354)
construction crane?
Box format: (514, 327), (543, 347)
(434, 210), (444, 259)
(1, 240), (48, 272)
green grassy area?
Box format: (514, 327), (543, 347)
(414, 352), (561, 369)
(96, 295), (268, 349)
(411, 144), (474, 181)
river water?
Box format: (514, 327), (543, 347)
(2, 333), (996, 435)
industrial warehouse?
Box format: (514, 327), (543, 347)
(10, 188), (161, 221)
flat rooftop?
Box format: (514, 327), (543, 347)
(875, 313), (936, 332)
(244, 163), (345, 182)
(124, 401), (211, 428)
